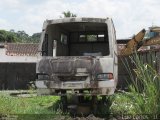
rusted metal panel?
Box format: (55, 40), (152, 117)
(37, 56), (102, 80)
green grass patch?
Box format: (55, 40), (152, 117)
(0, 53), (159, 119)
(110, 92), (136, 115)
(0, 92), (63, 119)
(111, 53), (160, 117)
(0, 94), (59, 114)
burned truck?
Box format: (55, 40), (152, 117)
(36, 17), (118, 97)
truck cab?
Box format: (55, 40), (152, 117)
(36, 17), (118, 96)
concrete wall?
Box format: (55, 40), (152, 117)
(0, 48), (6, 56)
(0, 63), (36, 90)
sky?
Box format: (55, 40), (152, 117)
(0, 0), (160, 39)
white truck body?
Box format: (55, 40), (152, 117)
(36, 17), (118, 96)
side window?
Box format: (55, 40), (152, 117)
(98, 34), (105, 41)
(78, 33), (106, 42)
(87, 35), (97, 42)
(79, 35), (86, 42)
(61, 34), (68, 45)
(42, 34), (48, 56)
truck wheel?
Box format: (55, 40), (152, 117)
(91, 95), (98, 114)
(97, 96), (111, 117)
(102, 96), (107, 104)
(60, 96), (68, 113)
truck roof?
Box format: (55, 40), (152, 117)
(42, 17), (110, 30)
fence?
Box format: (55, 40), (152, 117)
(117, 48), (160, 90)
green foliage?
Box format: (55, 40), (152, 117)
(111, 54), (160, 117)
(0, 29), (41, 43)
(127, 55), (160, 114)
(0, 93), (61, 119)
(0, 30), (15, 42)
(0, 94), (60, 114)
(110, 93), (136, 115)
(62, 11), (77, 18)
(31, 33), (41, 43)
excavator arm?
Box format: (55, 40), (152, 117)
(120, 29), (146, 56)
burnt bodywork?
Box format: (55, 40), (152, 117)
(38, 57), (102, 78)
(36, 17), (118, 96)
(37, 57), (102, 89)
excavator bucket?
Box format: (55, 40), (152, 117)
(120, 29), (146, 56)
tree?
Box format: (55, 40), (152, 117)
(16, 30), (30, 43)
(6, 32), (15, 42)
(30, 32), (41, 43)
(0, 30), (7, 42)
(0, 29), (41, 43)
(10, 29), (15, 33)
(62, 11), (77, 18)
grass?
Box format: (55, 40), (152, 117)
(110, 92), (135, 115)
(110, 53), (160, 118)
(0, 94), (59, 114)
(0, 53), (159, 119)
(0, 92), (63, 120)
(128, 54), (160, 114)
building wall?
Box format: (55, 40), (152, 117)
(0, 48), (6, 56)
(0, 63), (36, 90)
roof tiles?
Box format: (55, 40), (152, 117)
(6, 43), (39, 56)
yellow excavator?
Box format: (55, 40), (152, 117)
(142, 27), (160, 46)
(120, 27), (160, 56)
(120, 29), (146, 55)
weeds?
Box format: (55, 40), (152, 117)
(111, 53), (160, 116)
(0, 93), (61, 119)
(128, 54), (160, 114)
(0, 53), (159, 119)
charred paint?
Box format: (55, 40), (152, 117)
(37, 56), (102, 82)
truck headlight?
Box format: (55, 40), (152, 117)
(97, 73), (113, 80)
